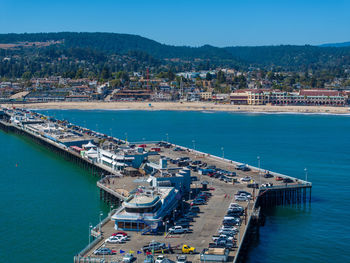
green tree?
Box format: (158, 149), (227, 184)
(21, 71), (31, 80)
(217, 70), (226, 84)
(206, 72), (212, 81)
(75, 68), (84, 79)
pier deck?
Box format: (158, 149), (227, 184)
(80, 143), (311, 263)
(0, 108), (312, 263)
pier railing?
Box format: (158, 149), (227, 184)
(97, 175), (129, 201)
(76, 207), (120, 260)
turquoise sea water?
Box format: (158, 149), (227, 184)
(1, 110), (350, 262)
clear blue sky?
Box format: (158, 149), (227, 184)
(1, 0), (349, 47)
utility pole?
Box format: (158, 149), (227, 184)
(257, 156), (261, 186)
(304, 168), (308, 182)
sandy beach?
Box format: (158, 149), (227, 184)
(3, 101), (350, 114)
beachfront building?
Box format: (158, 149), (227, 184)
(299, 90), (346, 106)
(111, 186), (180, 232)
(247, 90), (269, 105)
(229, 89), (348, 106)
(200, 91), (213, 101)
(230, 92), (248, 105)
(97, 147), (148, 171)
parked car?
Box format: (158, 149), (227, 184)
(240, 176), (252, 182)
(219, 230), (238, 236)
(235, 195), (248, 201)
(94, 247), (117, 255)
(111, 233), (128, 240)
(283, 178), (294, 183)
(237, 191), (251, 197)
(155, 255), (165, 263)
(236, 164), (249, 171)
(105, 236), (124, 244)
(174, 221), (190, 228)
(182, 244), (196, 254)
(264, 172), (273, 178)
(275, 176), (284, 181)
(142, 241), (166, 252)
(123, 253), (136, 263)
(169, 226), (189, 234)
(112, 231), (128, 236)
(173, 147), (184, 152)
(229, 203), (241, 208)
(212, 234), (235, 242)
(176, 255), (188, 263)
(191, 199), (206, 206)
(190, 206), (200, 213)
(220, 226), (238, 232)
(184, 211), (197, 218)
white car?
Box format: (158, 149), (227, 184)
(220, 226), (238, 232)
(235, 195), (248, 201)
(176, 255), (187, 263)
(113, 234), (128, 241)
(240, 176), (252, 182)
(155, 255), (165, 263)
(105, 236), (124, 244)
(229, 203), (240, 208)
(123, 253), (135, 263)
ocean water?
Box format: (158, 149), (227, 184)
(1, 110), (350, 262)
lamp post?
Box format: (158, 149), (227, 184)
(166, 133), (169, 142)
(304, 168), (308, 182)
(125, 132), (128, 142)
(99, 211), (103, 234)
(89, 223), (93, 247)
(221, 147), (224, 159)
(192, 140), (195, 151)
(257, 156), (261, 186)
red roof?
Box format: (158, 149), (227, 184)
(299, 90), (340, 96)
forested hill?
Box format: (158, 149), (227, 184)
(224, 45), (350, 70)
(1, 32), (350, 77)
(0, 32), (233, 61)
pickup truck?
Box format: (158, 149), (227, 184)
(142, 241), (167, 253)
(169, 226), (189, 234)
(182, 244), (196, 254)
(200, 248), (229, 262)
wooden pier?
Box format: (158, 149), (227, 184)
(0, 110), (312, 263)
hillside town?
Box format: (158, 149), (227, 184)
(1, 68), (350, 106)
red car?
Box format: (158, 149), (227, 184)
(275, 176), (283, 181)
(139, 144), (147, 148)
(112, 231), (128, 236)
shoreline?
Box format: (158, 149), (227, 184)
(3, 101), (350, 115)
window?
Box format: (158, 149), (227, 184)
(124, 222), (131, 229)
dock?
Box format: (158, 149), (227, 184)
(0, 107), (312, 263)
